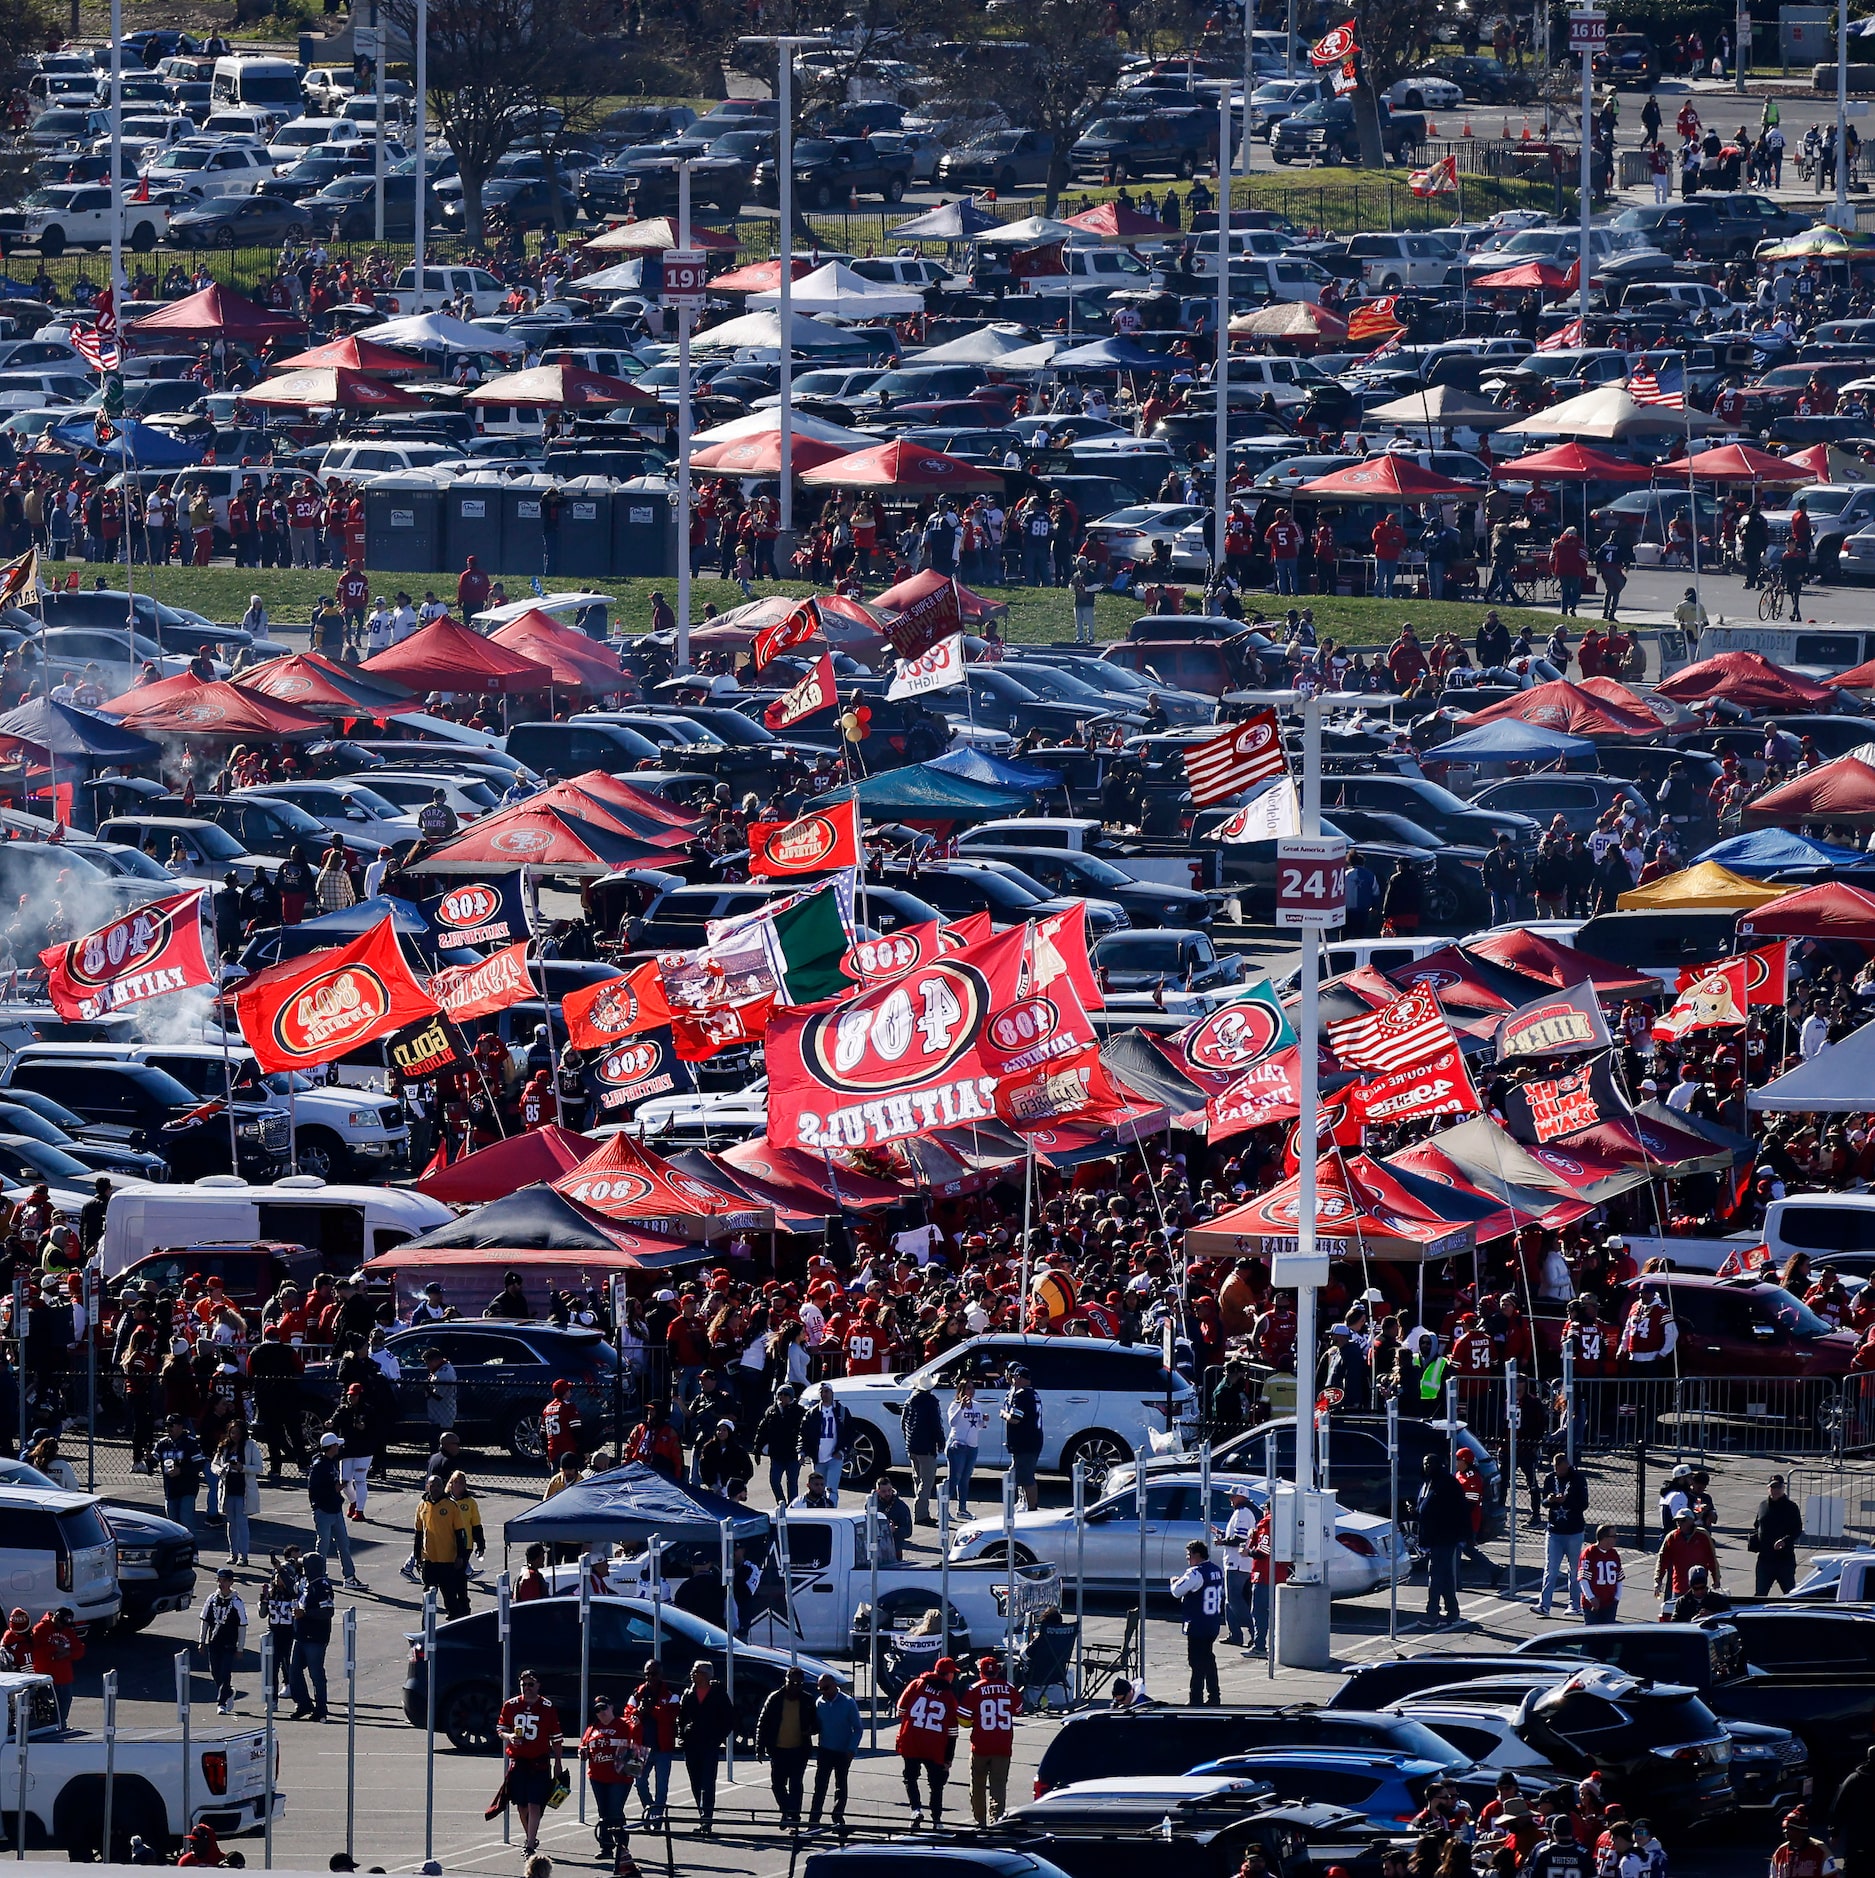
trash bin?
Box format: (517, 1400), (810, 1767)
(441, 474), (509, 579)
(499, 473), (560, 580)
(363, 471), (446, 573)
(611, 475), (677, 578)
(555, 476), (615, 579)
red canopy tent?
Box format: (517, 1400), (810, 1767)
(704, 257), (817, 294)
(1743, 756), (1875, 828)
(1383, 1139), (1594, 1236)
(268, 335), (435, 376)
(800, 439), (1002, 494)
(489, 609), (634, 695)
(554, 1133), (771, 1239)
(463, 363), (655, 409)
(1576, 675), (1701, 732)
(1183, 1152), (1476, 1261)
(561, 768), (701, 832)
(524, 781), (692, 847)
(1298, 455), (1479, 499)
(1825, 656), (1875, 691)
(408, 805), (680, 875)
(712, 1137), (905, 1222)
(103, 678), (326, 739)
(361, 616), (551, 695)
(1490, 442), (1654, 482)
(689, 590), (888, 655)
(1466, 927), (1663, 999)
(418, 1126), (598, 1203)
(241, 367), (427, 410)
(1654, 648), (1835, 709)
(871, 566), (1009, 623)
(125, 283), (304, 343)
(1062, 201), (1173, 240)
(689, 432), (851, 477)
(239, 651), (419, 718)
(1457, 677), (1659, 737)
(1666, 443), (1811, 485)
(1740, 880), (1875, 941)
(1473, 261), (1573, 290)
(1552, 1111), (1736, 1177)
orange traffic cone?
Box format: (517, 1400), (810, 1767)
(1427, 118), (1439, 136)
(848, 185), (859, 210)
(1501, 116), (1511, 137)
(1520, 119), (1532, 139)
(1462, 118), (1474, 137)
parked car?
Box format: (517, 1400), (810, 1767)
(166, 189), (309, 246)
(936, 128), (1054, 193)
(751, 136), (914, 208)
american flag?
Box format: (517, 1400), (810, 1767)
(1181, 708), (1287, 807)
(1537, 317), (1584, 352)
(70, 326), (120, 372)
(1326, 984), (1454, 1074)
(1628, 355), (1686, 408)
(1346, 295), (1404, 343)
(1410, 153), (1457, 198)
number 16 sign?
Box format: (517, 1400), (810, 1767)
(1276, 835), (1349, 930)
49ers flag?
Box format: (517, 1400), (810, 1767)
(41, 888), (215, 1020)
(747, 798), (861, 878)
(878, 576), (962, 660)
(753, 597), (822, 669)
(233, 916), (438, 1074)
(765, 652), (837, 731)
(1501, 1051), (1633, 1147)
(562, 958), (672, 1049)
(428, 940), (535, 1023)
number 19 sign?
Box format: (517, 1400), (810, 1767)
(1276, 835), (1349, 930)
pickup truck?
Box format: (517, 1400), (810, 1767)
(0, 1670), (282, 1858)
(1790, 1550), (1875, 1600)
(1625, 1192), (1875, 1275)
(1514, 1612), (1875, 1781)
(1271, 98), (1425, 168)
(620, 1506), (1033, 1660)
(956, 816), (1222, 893)
(2, 182), (167, 254)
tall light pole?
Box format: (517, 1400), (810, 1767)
(677, 158), (695, 673)
(1834, 0), (1853, 228)
(412, 0), (428, 304)
(1213, 80), (1230, 582)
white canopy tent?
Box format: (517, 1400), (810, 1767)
(690, 406), (875, 450)
(354, 312), (511, 354)
(911, 324), (1046, 364)
(688, 307), (857, 352)
(1494, 385), (1721, 440)
(972, 214), (1076, 248)
(749, 260), (922, 318)
(1750, 1021), (1875, 1111)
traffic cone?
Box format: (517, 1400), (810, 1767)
(1521, 119), (1532, 139)
(1501, 116), (1511, 137)
(848, 185), (859, 210)
(1462, 118), (1474, 137)
(1427, 118), (1439, 136)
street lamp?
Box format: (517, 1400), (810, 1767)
(744, 35), (832, 554)
(412, 0), (429, 302)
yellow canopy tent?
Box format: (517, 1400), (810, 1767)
(1617, 862), (1789, 911)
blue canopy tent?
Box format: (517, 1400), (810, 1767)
(811, 764), (1027, 820)
(0, 696), (160, 763)
(504, 1463), (770, 1546)
(1423, 720), (1597, 764)
(926, 746), (1067, 794)
(1047, 336), (1173, 371)
(886, 199), (1001, 241)
(49, 418), (205, 469)
(1694, 828), (1869, 875)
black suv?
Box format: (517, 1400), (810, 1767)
(405, 1592), (829, 1750)
(305, 1322), (618, 1462)
(1611, 193), (1813, 262)
(752, 135), (914, 209)
(0, 1057), (280, 1181)
(507, 719), (661, 775)
(1072, 109), (1221, 180)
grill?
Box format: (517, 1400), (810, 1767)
(259, 1113), (290, 1154)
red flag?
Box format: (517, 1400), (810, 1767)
(765, 652), (837, 731)
(1345, 296), (1404, 343)
(1029, 902), (1104, 1012)
(1281, 1093), (1365, 1172)
(562, 959), (672, 1050)
(233, 917), (438, 1074)
(843, 919), (967, 987)
(1653, 957), (1749, 1041)
(752, 597), (822, 670)
(130, 176), (149, 203)
(1345, 1040), (1482, 1129)
(747, 798), (860, 878)
(40, 888), (215, 1021)
(1560, 255), (1581, 292)
(1326, 985), (1453, 1075)
(878, 577), (962, 660)
(995, 1045), (1131, 1130)
(1676, 941), (1787, 1006)
(1181, 709), (1287, 807)
(428, 940), (535, 1023)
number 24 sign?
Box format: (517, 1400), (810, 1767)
(1276, 835), (1349, 930)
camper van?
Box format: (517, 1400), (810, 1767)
(209, 56), (303, 120)
(99, 1175), (450, 1279)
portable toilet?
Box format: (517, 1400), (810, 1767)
(611, 475), (677, 578)
(499, 473), (560, 579)
(362, 471), (446, 573)
(555, 476), (615, 579)
(441, 473), (509, 577)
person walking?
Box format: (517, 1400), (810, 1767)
(809, 1669), (862, 1833)
(756, 1663), (818, 1829)
(628, 1662), (680, 1826)
(679, 1661), (735, 1835)
(1537, 1451), (1590, 1618)
(895, 1655), (960, 1829)
(754, 1383), (805, 1507)
(260, 1563), (297, 1707)
(1578, 1523), (1625, 1625)
(1752, 1473), (1804, 1597)
(1655, 1505), (1720, 1617)
(901, 1376), (943, 1526)
(497, 1669), (565, 1857)
(578, 1695), (641, 1859)
(1001, 1363), (1043, 1512)
(197, 1566), (247, 1715)
(308, 1432), (364, 1589)
(798, 1383), (851, 1505)
(28, 1609), (82, 1726)
(287, 1554), (335, 1722)
(1830, 1745), (1875, 1878)
(1217, 1484), (1258, 1650)
(155, 1413), (206, 1529)
(962, 1652), (1019, 1825)
(410, 1474), (472, 1620)
(1415, 1453), (1472, 1630)
(1169, 1538), (1226, 1704)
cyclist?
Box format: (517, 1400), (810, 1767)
(1778, 536), (1809, 614)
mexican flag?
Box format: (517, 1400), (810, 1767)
(759, 878), (859, 1005)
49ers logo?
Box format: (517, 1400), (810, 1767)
(987, 997), (1059, 1058)
(273, 964), (391, 1059)
(585, 980), (642, 1033)
(1184, 1000), (1283, 1073)
(759, 814), (838, 870)
(171, 699), (229, 727)
(801, 961), (986, 1093)
(65, 905), (173, 988)
(599, 1041), (662, 1085)
(490, 827), (552, 855)
(435, 884), (503, 930)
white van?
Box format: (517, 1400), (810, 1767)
(390, 264), (508, 316)
(0, 1487), (120, 1625)
(99, 1175), (451, 1279)
(210, 55), (304, 118)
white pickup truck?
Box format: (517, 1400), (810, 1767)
(1627, 1194), (1875, 1276)
(622, 1507), (1040, 1659)
(15, 183), (168, 255)
(0, 1671), (282, 1859)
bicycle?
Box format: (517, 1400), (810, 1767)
(1758, 582), (1787, 620)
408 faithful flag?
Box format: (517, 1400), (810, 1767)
(1410, 153), (1457, 197)
(40, 888), (215, 1021)
(1326, 983), (1453, 1074)
(747, 797), (861, 878)
(1182, 708), (1287, 807)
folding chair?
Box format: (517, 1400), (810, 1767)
(1016, 1618), (1078, 1713)
(1075, 1607), (1138, 1705)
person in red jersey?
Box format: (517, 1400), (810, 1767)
(895, 1653), (960, 1827)
(497, 1669), (564, 1855)
(962, 1652), (1020, 1825)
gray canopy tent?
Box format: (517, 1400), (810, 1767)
(1750, 1021), (1875, 1110)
